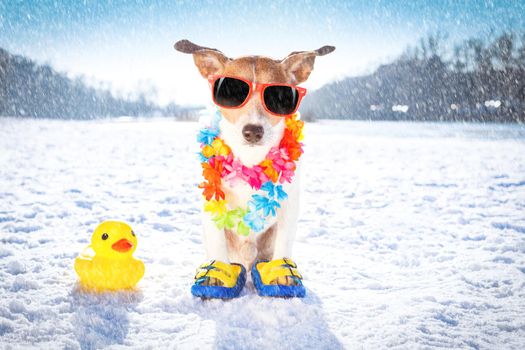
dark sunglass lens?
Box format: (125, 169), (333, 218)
(213, 77), (250, 107)
(263, 86), (299, 115)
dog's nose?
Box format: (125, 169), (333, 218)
(242, 124), (264, 143)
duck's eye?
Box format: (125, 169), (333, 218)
(131, 230), (135, 237)
(101, 233), (109, 240)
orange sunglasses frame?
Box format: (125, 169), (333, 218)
(207, 75), (307, 117)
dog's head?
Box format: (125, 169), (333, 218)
(175, 39), (334, 162)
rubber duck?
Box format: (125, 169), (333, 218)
(74, 221), (145, 291)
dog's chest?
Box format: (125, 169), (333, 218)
(222, 181), (279, 228)
(222, 181), (258, 209)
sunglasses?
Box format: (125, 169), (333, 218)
(208, 75), (307, 116)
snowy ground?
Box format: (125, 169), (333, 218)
(1, 117), (525, 349)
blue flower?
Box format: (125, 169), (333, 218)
(275, 185), (288, 201)
(197, 127), (220, 145)
(197, 152), (209, 162)
(261, 182), (275, 197)
(244, 202), (265, 232)
(261, 182), (288, 201)
(252, 194), (281, 217)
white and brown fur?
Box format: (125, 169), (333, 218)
(175, 40), (335, 286)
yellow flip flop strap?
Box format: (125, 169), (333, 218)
(261, 266), (302, 285)
(195, 269), (236, 287)
(259, 258), (302, 285)
(199, 260), (239, 277)
(260, 258), (297, 275)
(195, 261), (240, 288)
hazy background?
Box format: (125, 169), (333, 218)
(1, 0), (525, 120)
(1, 3), (525, 348)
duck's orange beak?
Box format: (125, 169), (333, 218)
(111, 239), (133, 253)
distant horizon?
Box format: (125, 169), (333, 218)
(1, 0), (524, 106)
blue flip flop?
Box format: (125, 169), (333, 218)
(191, 260), (246, 299)
(251, 258), (306, 298)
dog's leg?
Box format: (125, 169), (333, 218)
(199, 213), (231, 286)
(272, 171), (300, 260)
(202, 212), (229, 262)
(269, 176), (301, 286)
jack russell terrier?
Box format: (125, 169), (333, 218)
(174, 39), (335, 298)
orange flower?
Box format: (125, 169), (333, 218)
(201, 145), (215, 158)
(260, 159), (279, 182)
(280, 130), (303, 161)
(199, 181), (225, 201)
(202, 158), (223, 183)
(285, 115), (304, 141)
(200, 158), (226, 200)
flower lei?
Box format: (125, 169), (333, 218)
(197, 110), (304, 235)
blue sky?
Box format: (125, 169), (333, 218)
(1, 0), (524, 106)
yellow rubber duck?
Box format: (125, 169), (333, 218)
(74, 221), (145, 291)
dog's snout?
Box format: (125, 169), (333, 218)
(242, 124), (264, 143)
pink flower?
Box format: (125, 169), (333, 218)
(265, 147), (296, 181)
(223, 159), (245, 186)
(279, 169), (294, 184)
(243, 165), (268, 189)
(219, 154), (234, 177)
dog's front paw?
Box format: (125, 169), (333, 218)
(251, 258), (306, 297)
(191, 261), (247, 299)
(272, 276), (301, 286)
(197, 277), (223, 286)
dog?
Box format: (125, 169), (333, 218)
(175, 39), (335, 290)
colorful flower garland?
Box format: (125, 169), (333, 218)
(197, 110), (304, 235)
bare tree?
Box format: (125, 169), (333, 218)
(492, 32), (515, 70)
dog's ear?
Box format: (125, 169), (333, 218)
(174, 39), (231, 78)
(281, 45), (335, 84)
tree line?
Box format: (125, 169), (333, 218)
(0, 47), (194, 119)
(302, 32), (525, 122)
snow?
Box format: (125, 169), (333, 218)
(1, 117), (525, 349)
